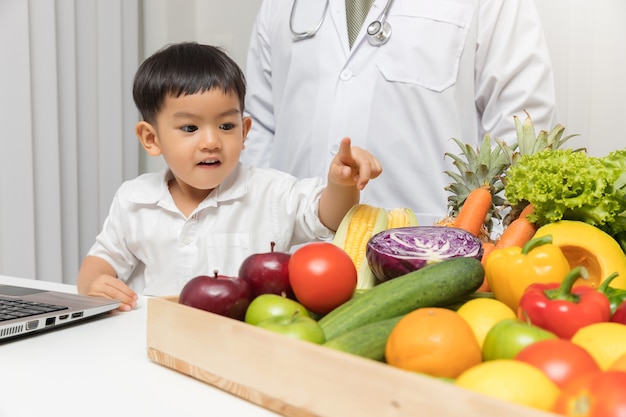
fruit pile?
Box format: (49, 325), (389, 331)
(177, 115), (626, 416)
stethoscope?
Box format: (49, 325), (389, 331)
(289, 0), (394, 46)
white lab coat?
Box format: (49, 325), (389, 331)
(242, 0), (558, 226)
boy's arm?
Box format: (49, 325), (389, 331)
(77, 255), (137, 311)
(318, 138), (382, 231)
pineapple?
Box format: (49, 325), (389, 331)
(441, 111), (579, 232)
(441, 132), (510, 238)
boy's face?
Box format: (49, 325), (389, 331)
(138, 89), (251, 196)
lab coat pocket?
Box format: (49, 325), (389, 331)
(205, 233), (250, 277)
(376, 1), (474, 92)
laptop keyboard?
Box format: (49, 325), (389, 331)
(0, 297), (69, 321)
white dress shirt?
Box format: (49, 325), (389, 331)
(242, 0), (558, 226)
(87, 164), (332, 296)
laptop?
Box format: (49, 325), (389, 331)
(0, 283), (120, 341)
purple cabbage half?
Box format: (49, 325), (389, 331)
(366, 226), (484, 282)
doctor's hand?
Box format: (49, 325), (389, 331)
(328, 137), (382, 190)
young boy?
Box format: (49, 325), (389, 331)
(77, 42), (381, 311)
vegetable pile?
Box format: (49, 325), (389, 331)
(173, 113), (626, 417)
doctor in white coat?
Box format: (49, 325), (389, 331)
(241, 0), (558, 225)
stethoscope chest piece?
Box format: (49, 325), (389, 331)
(366, 20), (392, 46)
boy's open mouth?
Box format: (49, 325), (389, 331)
(198, 160), (220, 166)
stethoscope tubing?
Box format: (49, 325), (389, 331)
(289, 0), (330, 41)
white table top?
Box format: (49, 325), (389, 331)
(0, 275), (279, 417)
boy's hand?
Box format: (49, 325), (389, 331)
(329, 137), (382, 190)
(84, 275), (138, 312)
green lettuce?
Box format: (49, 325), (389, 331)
(505, 148), (626, 245)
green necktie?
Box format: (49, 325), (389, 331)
(346, 0), (375, 48)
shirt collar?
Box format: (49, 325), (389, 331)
(125, 163), (249, 210)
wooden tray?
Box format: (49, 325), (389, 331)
(146, 296), (557, 417)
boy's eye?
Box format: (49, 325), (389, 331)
(219, 123), (235, 131)
(181, 125), (198, 133)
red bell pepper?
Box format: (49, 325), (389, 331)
(518, 266), (611, 339)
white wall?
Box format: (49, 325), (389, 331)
(0, 0), (139, 283)
(535, 0), (626, 157)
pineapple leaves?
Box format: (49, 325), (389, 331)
(500, 110), (581, 166)
(444, 134), (508, 223)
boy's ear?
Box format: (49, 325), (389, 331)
(241, 116), (252, 149)
(136, 121), (162, 156)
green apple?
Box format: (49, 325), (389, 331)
(482, 318), (558, 361)
(256, 314), (326, 344)
(244, 293), (310, 325)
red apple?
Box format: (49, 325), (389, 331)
(238, 242), (294, 298)
(179, 271), (252, 321)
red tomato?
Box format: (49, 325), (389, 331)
(515, 339), (602, 389)
(553, 371), (626, 417)
(288, 242), (357, 315)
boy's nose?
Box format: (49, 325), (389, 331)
(199, 130), (221, 150)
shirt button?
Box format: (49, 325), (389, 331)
(340, 70), (353, 80)
(330, 143), (340, 154)
(181, 236), (192, 245)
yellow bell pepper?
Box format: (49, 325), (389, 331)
(485, 235), (571, 312)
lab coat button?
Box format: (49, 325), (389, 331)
(330, 143), (340, 154)
(182, 235), (192, 245)
(340, 70), (353, 80)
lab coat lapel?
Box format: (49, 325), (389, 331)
(328, 0), (350, 56)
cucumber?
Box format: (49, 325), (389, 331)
(318, 257), (484, 340)
(323, 315), (404, 361)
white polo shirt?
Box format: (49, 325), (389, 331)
(87, 163), (333, 296)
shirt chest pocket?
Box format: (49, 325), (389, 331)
(376, 1), (474, 92)
(204, 233), (250, 277)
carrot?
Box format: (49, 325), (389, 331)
(519, 203), (535, 220)
(453, 187), (492, 237)
(477, 241), (496, 292)
(494, 217), (537, 250)
(480, 241), (496, 267)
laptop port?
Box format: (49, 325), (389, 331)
(45, 317), (56, 326)
(58, 314), (69, 320)
(26, 320), (39, 330)
(71, 311), (83, 319)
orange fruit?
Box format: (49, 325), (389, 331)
(385, 307), (482, 378)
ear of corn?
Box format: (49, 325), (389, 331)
(333, 205), (418, 290)
(387, 208), (418, 229)
(333, 204), (388, 290)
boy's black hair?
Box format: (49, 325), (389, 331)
(132, 42), (246, 124)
